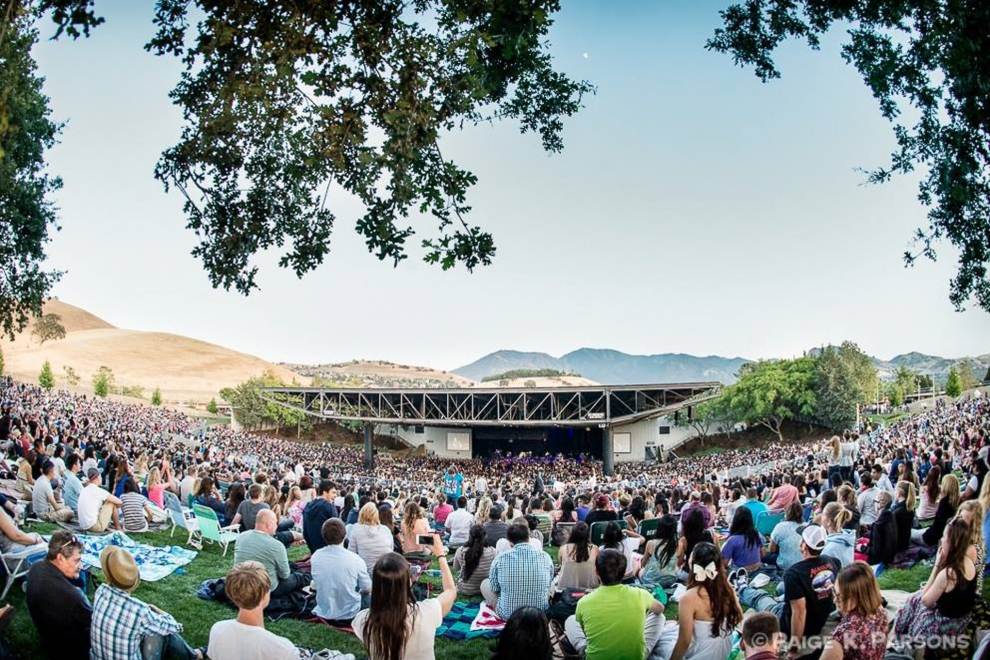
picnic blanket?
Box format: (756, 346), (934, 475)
(51, 531), (197, 582)
(470, 603), (506, 633)
(436, 601), (501, 640)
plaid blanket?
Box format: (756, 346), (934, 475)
(436, 601), (500, 640)
(47, 531), (197, 582)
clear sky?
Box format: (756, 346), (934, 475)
(32, 1), (989, 369)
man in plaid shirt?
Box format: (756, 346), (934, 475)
(90, 546), (202, 660)
(480, 522), (554, 619)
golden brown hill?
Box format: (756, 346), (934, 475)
(1, 300), (306, 404)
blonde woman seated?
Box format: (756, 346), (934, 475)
(555, 522), (599, 591)
(348, 502), (395, 573)
(654, 542), (742, 660)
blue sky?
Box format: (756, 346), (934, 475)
(32, 1), (989, 369)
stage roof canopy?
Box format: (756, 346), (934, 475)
(260, 382), (720, 428)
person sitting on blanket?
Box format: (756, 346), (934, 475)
(231, 483), (301, 548)
(90, 545), (204, 660)
(740, 612), (781, 660)
(233, 509), (310, 600)
(32, 459), (74, 523)
(480, 522), (554, 620)
(78, 467), (122, 533)
(352, 536), (456, 660)
(0, 505), (46, 555)
(311, 518), (370, 624)
(207, 561), (299, 660)
(563, 548), (666, 660)
(25, 531), (91, 660)
(62, 453), (84, 513)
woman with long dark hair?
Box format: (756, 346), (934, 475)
(453, 524), (495, 596)
(676, 508), (716, 578)
(918, 465), (941, 520)
(655, 542), (741, 660)
(557, 521), (599, 590)
(639, 514), (679, 589)
(600, 521), (643, 580)
(352, 537), (456, 660)
(194, 476), (227, 524)
(721, 506), (762, 572)
(491, 607), (552, 660)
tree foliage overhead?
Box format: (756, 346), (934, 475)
(708, 0), (990, 311)
(144, 0), (593, 293)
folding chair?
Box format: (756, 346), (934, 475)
(755, 510), (784, 537)
(2, 545), (47, 600)
(192, 504), (240, 556)
(164, 491), (200, 548)
(590, 519), (627, 546)
(637, 518), (661, 540)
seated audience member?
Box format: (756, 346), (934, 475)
(398, 501), (431, 555)
(15, 451), (35, 499)
(821, 502), (856, 569)
(483, 504), (509, 547)
(735, 523), (840, 655)
(556, 521), (600, 591)
(721, 507), (764, 573)
(432, 492), (453, 527)
(491, 607), (553, 660)
(62, 453), (84, 512)
(452, 525), (496, 596)
(348, 502), (395, 572)
(769, 501), (805, 571)
(740, 612), (781, 660)
(742, 487), (769, 521)
(302, 479), (338, 553)
(911, 474), (959, 548)
(639, 515), (679, 589)
(892, 480), (916, 556)
(655, 542), (742, 660)
(32, 459), (74, 523)
(223, 483), (245, 524)
(599, 520), (643, 579)
(481, 522), (555, 620)
(444, 495), (473, 548)
(495, 515), (543, 556)
(0, 506), (45, 555)
(677, 508), (717, 577)
(583, 494), (618, 527)
(821, 562), (889, 660)
(894, 518), (978, 653)
(194, 477), (227, 523)
(679, 491), (712, 528)
(231, 483), (268, 531)
(917, 467), (941, 520)
(78, 467), (122, 533)
(311, 519), (370, 624)
(352, 537), (456, 660)
(864, 491), (897, 565)
(234, 509), (311, 599)
(26, 531), (91, 660)
(91, 546), (202, 659)
(120, 477), (155, 532)
(767, 475), (799, 512)
(207, 561), (299, 660)
(564, 549), (666, 660)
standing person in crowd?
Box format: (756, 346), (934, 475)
(32, 459), (74, 523)
(655, 541), (742, 660)
(820, 562), (889, 660)
(302, 479), (338, 553)
(740, 613), (781, 660)
(490, 607), (553, 660)
(78, 467), (122, 533)
(311, 519), (370, 625)
(563, 549), (666, 660)
(444, 495), (473, 548)
(234, 510), (311, 599)
(90, 546), (203, 659)
(25, 531), (91, 660)
(347, 502), (395, 573)
(894, 518), (977, 654)
(443, 465), (463, 504)
(452, 525), (496, 596)
(352, 534), (456, 660)
(481, 522), (554, 620)
(207, 562), (299, 660)
(735, 523), (840, 656)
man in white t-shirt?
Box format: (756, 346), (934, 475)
(444, 496), (474, 547)
(208, 561), (306, 660)
(77, 468), (122, 532)
(179, 466), (198, 504)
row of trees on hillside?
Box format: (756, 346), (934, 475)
(35, 361), (162, 404)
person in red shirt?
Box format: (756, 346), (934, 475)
(767, 475), (800, 511)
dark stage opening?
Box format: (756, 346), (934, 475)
(471, 426), (603, 460)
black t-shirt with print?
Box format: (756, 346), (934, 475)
(780, 554), (840, 641)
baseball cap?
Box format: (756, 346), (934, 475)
(796, 523), (827, 551)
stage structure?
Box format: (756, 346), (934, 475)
(260, 382), (719, 475)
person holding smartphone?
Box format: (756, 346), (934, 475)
(352, 534), (456, 660)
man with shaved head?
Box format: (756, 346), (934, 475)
(233, 509), (311, 598)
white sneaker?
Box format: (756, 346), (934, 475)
(750, 573), (772, 589)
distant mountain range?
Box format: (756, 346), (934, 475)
(453, 348), (990, 386)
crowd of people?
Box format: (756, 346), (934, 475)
(0, 377), (988, 659)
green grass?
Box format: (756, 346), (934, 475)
(6, 526), (979, 660)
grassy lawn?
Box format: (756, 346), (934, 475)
(3, 525), (981, 659)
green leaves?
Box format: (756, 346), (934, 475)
(708, 0), (990, 312)
(146, 0), (592, 293)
